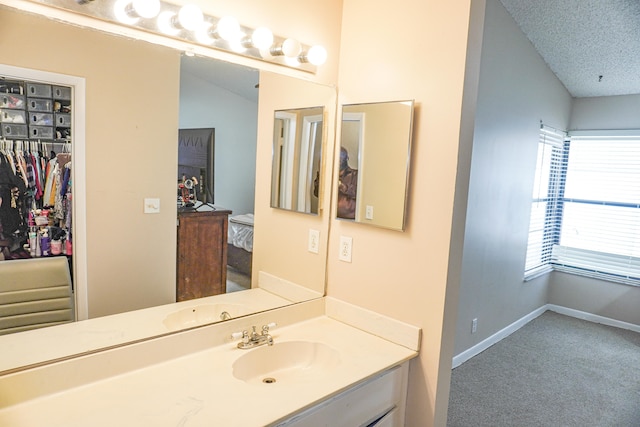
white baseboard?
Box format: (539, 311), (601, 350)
(452, 306), (547, 368)
(452, 304), (640, 368)
(547, 304), (640, 333)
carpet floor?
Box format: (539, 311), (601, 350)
(447, 311), (640, 426)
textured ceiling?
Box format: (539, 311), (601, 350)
(499, 0), (640, 98)
(180, 55), (259, 102)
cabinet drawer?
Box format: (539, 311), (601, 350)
(30, 113), (53, 126)
(52, 86), (71, 100)
(26, 83), (52, 98)
(0, 94), (25, 109)
(29, 125), (54, 139)
(55, 113), (71, 127)
(1, 124), (28, 138)
(27, 98), (53, 112)
(0, 109), (26, 124)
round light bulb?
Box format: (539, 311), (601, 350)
(132, 0), (160, 19)
(217, 16), (241, 41)
(229, 36), (247, 53)
(251, 27), (274, 50)
(178, 4), (203, 31)
(306, 45), (327, 66)
(281, 38), (302, 58)
(194, 22), (215, 44)
(157, 11), (180, 35)
(114, 0), (139, 25)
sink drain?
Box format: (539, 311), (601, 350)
(262, 377), (277, 384)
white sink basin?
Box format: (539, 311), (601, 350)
(163, 304), (249, 330)
(232, 340), (341, 384)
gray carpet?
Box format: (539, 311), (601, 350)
(447, 311), (640, 427)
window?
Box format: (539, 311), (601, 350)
(525, 128), (640, 286)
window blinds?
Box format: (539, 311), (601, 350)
(524, 125), (566, 280)
(551, 132), (640, 286)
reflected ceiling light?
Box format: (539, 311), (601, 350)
(284, 56), (301, 67)
(271, 38), (301, 58)
(157, 10), (180, 35)
(131, 0), (160, 19)
(229, 34), (247, 53)
(81, 0), (327, 71)
(242, 27), (274, 50)
(299, 45), (327, 66)
(113, 0), (139, 24)
(176, 4), (203, 31)
(211, 16), (241, 42)
(194, 21), (215, 44)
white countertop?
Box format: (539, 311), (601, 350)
(0, 288), (291, 374)
(0, 310), (418, 426)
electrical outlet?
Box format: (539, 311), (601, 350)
(308, 229), (320, 254)
(339, 236), (352, 262)
(365, 205), (374, 220)
(471, 318), (478, 334)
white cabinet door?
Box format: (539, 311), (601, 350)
(276, 363), (408, 427)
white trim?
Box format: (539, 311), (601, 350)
(452, 304), (640, 368)
(325, 297), (421, 352)
(258, 271), (323, 303)
(0, 64), (87, 321)
(546, 304), (640, 333)
(452, 306), (547, 368)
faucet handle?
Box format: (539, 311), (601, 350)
(230, 330), (249, 340)
(262, 322), (277, 334)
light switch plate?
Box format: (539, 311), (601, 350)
(308, 229), (320, 254)
(365, 205), (374, 220)
(339, 236), (353, 262)
(144, 198), (160, 214)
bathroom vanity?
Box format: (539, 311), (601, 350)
(0, 297), (420, 426)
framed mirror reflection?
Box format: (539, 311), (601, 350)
(338, 100), (415, 231)
(0, 4), (336, 374)
(271, 106), (324, 215)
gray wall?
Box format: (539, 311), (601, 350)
(453, 0), (572, 355)
(179, 70), (258, 216)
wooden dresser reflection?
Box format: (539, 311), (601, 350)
(176, 208), (231, 302)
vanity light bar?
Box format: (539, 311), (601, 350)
(41, 0), (326, 72)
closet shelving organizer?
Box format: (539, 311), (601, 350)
(0, 77), (73, 264)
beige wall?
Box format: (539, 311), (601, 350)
(0, 7), (181, 318)
(253, 73), (336, 295)
(333, 0), (477, 425)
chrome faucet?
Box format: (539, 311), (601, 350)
(233, 323), (276, 349)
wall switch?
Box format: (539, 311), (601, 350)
(365, 205), (374, 220)
(144, 198), (160, 214)
(339, 236), (353, 262)
(471, 318), (478, 334)
(308, 229), (320, 254)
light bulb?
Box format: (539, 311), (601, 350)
(305, 45), (327, 66)
(113, 0), (139, 25)
(194, 22), (215, 44)
(216, 16), (241, 41)
(251, 27), (274, 50)
(157, 11), (180, 35)
(132, 0), (160, 19)
(178, 4), (203, 31)
(274, 38), (301, 58)
(229, 36), (247, 53)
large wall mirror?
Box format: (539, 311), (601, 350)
(0, 4), (335, 373)
(271, 106), (324, 215)
(338, 100), (415, 231)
